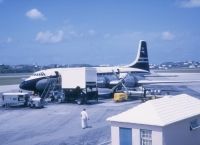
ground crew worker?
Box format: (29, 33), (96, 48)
(80, 108), (89, 129)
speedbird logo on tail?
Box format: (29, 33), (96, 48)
(127, 40), (149, 71)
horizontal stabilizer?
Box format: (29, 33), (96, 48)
(138, 80), (200, 85)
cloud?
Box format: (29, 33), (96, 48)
(0, 37), (13, 44)
(66, 30), (83, 39)
(161, 31), (175, 40)
(35, 30), (64, 43)
(180, 0), (200, 8)
(6, 37), (12, 43)
(88, 29), (96, 36)
(26, 8), (45, 20)
(104, 33), (111, 39)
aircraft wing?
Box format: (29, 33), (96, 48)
(138, 80), (200, 85)
(96, 67), (149, 74)
(143, 74), (178, 77)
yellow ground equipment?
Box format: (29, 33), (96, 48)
(113, 92), (128, 102)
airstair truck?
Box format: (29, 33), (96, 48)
(59, 67), (98, 104)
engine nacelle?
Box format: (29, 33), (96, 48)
(36, 78), (58, 92)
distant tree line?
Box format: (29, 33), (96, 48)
(0, 64), (39, 73)
(1, 61), (199, 73)
(0, 64), (94, 73)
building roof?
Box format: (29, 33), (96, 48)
(107, 94), (200, 126)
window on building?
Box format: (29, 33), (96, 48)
(13, 97), (17, 101)
(190, 119), (200, 131)
(140, 129), (152, 145)
(119, 127), (132, 145)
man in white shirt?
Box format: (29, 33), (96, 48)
(80, 108), (89, 129)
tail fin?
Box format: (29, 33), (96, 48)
(127, 40), (149, 71)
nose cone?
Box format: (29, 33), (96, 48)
(19, 80), (36, 91)
(19, 81), (26, 90)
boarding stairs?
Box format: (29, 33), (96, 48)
(40, 76), (61, 99)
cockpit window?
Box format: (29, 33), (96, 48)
(32, 72), (45, 77)
(41, 72), (45, 76)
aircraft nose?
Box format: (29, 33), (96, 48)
(20, 80), (34, 91)
(19, 81), (26, 90)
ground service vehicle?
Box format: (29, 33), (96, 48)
(1, 92), (30, 107)
(28, 96), (44, 108)
(59, 67), (98, 104)
(113, 92), (128, 102)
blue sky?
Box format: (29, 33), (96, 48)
(0, 0), (200, 65)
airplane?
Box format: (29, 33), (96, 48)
(20, 40), (198, 95)
(19, 40), (150, 93)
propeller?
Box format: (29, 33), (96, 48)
(111, 70), (130, 93)
(110, 70), (147, 98)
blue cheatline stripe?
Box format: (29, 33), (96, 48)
(138, 58), (148, 61)
(137, 61), (149, 63)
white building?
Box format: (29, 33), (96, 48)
(107, 94), (200, 145)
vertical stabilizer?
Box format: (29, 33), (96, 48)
(126, 40), (149, 71)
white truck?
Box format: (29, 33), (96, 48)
(1, 92), (30, 107)
(28, 96), (45, 108)
(58, 67), (98, 104)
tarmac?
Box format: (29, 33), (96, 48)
(0, 84), (19, 93)
(0, 73), (200, 145)
(0, 100), (140, 145)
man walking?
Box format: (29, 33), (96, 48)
(80, 108), (89, 129)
